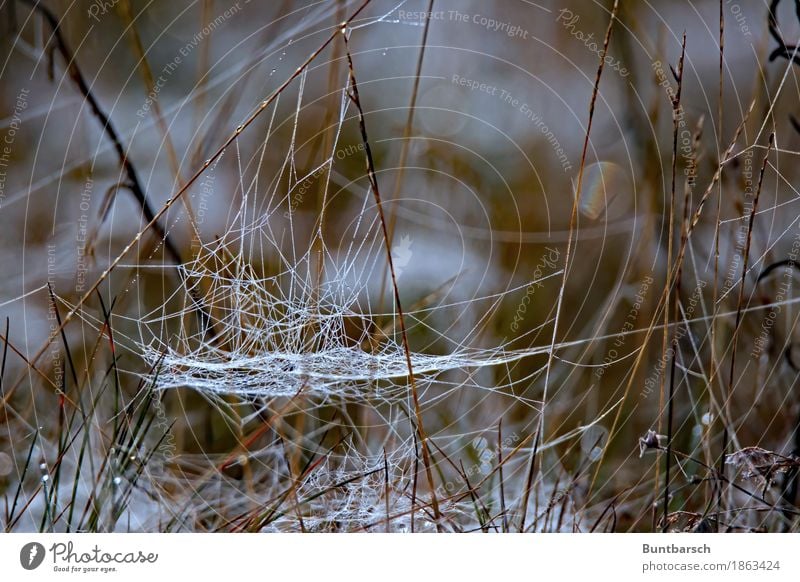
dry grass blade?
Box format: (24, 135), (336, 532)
(342, 31), (442, 529)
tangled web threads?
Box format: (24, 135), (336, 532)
(263, 445), (466, 532)
(136, 76), (553, 406)
(140, 228), (540, 401)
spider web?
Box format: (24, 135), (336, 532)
(134, 62), (557, 407)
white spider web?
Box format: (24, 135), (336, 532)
(134, 69), (556, 407)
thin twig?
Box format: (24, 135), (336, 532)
(545, 0), (620, 451)
(719, 133), (774, 521)
(663, 32), (687, 532)
(342, 32), (443, 529)
(6, 0), (374, 399)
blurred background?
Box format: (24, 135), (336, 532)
(1, 0), (799, 532)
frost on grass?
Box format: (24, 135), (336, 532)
(263, 445), (464, 532)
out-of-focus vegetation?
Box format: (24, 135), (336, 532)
(1, 0), (800, 532)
